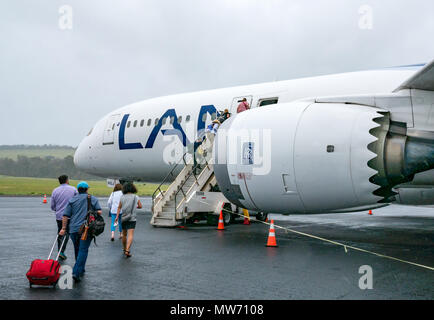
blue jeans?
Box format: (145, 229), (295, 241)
(69, 232), (93, 277)
(110, 213), (122, 232)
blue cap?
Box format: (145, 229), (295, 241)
(77, 181), (89, 189)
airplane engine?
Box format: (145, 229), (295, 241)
(394, 187), (434, 205)
(213, 101), (434, 214)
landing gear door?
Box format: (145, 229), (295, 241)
(103, 114), (121, 145)
(230, 95), (253, 115)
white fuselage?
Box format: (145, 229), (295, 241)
(74, 68), (418, 182)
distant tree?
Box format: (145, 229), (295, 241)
(0, 144), (76, 150)
(0, 155), (101, 180)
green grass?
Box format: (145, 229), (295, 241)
(0, 148), (75, 160)
(0, 175), (166, 197)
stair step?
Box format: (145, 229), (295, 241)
(179, 183), (194, 189)
(156, 215), (175, 220)
(159, 211), (175, 217)
(169, 195), (185, 201)
(152, 219), (180, 227)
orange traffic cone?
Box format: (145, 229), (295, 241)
(368, 210), (373, 215)
(43, 194), (47, 204)
(265, 220), (278, 247)
(217, 210), (225, 230)
(243, 208), (250, 225)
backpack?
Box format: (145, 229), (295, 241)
(86, 195), (105, 237)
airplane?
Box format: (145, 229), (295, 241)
(74, 61), (434, 222)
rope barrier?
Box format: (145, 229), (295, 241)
(214, 205), (434, 272)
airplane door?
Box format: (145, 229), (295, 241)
(230, 95), (253, 115)
(103, 114), (121, 145)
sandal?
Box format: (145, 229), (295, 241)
(124, 250), (132, 258)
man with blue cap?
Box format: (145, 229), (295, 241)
(59, 181), (102, 282)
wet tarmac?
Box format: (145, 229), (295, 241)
(0, 197), (433, 300)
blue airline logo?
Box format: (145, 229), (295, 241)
(119, 105), (217, 150)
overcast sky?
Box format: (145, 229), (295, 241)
(0, 0), (433, 146)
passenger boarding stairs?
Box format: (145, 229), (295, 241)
(151, 137), (217, 227)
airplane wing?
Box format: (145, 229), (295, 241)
(394, 59), (434, 92)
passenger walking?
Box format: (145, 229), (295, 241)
(115, 182), (142, 258)
(193, 135), (205, 173)
(50, 175), (77, 260)
(237, 98), (250, 113)
(218, 109), (231, 123)
(59, 181), (102, 282)
(205, 119), (220, 135)
(107, 183), (123, 241)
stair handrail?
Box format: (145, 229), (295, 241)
(174, 135), (216, 214)
(174, 156), (210, 215)
(151, 151), (192, 212)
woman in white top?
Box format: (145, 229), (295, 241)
(107, 184), (123, 241)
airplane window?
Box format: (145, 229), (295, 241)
(87, 128), (93, 136)
(162, 117), (167, 125)
(259, 98), (279, 107)
(170, 116), (174, 124)
(202, 113), (206, 122)
(211, 113), (216, 120)
(155, 118), (159, 125)
(127, 121), (131, 128)
(133, 120), (137, 127)
(186, 115), (190, 122)
(147, 119), (151, 126)
(112, 123), (115, 130)
(140, 120), (144, 127)
(178, 116), (182, 123)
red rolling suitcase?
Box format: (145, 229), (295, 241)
(26, 234), (66, 288)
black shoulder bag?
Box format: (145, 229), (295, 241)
(86, 195), (105, 238)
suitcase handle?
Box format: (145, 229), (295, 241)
(48, 234), (67, 261)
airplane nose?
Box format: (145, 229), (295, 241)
(74, 136), (98, 174)
(73, 144), (83, 170)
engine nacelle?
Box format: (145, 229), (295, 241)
(213, 100), (433, 214)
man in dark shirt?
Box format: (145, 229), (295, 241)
(59, 181), (102, 282)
